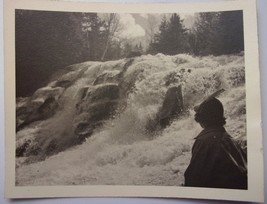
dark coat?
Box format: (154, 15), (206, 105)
(184, 127), (247, 189)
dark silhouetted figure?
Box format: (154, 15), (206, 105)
(184, 97), (247, 189)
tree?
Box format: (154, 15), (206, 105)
(121, 42), (132, 57)
(16, 10), (85, 97)
(151, 15), (168, 54)
(164, 14), (189, 54)
(81, 13), (106, 61)
(187, 29), (200, 55)
(100, 13), (121, 61)
(149, 14), (188, 55)
(102, 39), (122, 60)
(145, 15), (158, 44)
(192, 12), (221, 55)
(218, 10), (244, 54)
(191, 11), (244, 56)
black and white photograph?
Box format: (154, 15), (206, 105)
(4, 0), (263, 202)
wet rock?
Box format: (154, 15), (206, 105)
(146, 85), (184, 132)
(50, 64), (89, 88)
(16, 99), (44, 131)
(118, 58), (135, 78)
(93, 71), (120, 85)
(74, 84), (121, 141)
(38, 97), (59, 118)
(158, 85), (184, 126)
(16, 97), (29, 108)
(17, 97), (59, 131)
(74, 122), (94, 141)
(54, 80), (72, 88)
(16, 86), (64, 131)
(74, 121), (104, 143)
(76, 84), (120, 113)
(76, 86), (90, 103)
(87, 84), (120, 103)
(31, 86), (64, 101)
(44, 139), (59, 155)
(16, 140), (31, 157)
(75, 100), (118, 126)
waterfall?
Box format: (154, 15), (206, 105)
(15, 53), (246, 186)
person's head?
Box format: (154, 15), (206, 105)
(194, 97), (226, 128)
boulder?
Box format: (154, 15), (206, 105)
(74, 122), (94, 141)
(17, 97), (59, 131)
(146, 85), (184, 132)
(86, 101), (118, 121)
(158, 85), (184, 128)
(54, 80), (72, 88)
(38, 97), (59, 118)
(16, 99), (44, 131)
(16, 86), (64, 131)
(119, 58), (135, 77)
(31, 86), (64, 101)
(74, 121), (104, 143)
(16, 97), (29, 109)
(93, 71), (120, 85)
(74, 84), (121, 141)
(49, 62), (94, 82)
(87, 84), (120, 103)
(76, 84), (120, 112)
(50, 64), (89, 88)
(16, 139), (31, 157)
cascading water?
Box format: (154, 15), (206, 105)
(15, 53), (246, 186)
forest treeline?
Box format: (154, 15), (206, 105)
(149, 12), (244, 56)
(15, 10), (243, 96)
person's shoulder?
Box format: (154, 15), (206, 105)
(192, 129), (223, 154)
(195, 127), (225, 143)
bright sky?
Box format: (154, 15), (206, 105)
(117, 14), (146, 39)
(111, 13), (196, 42)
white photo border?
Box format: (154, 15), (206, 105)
(4, 0), (263, 202)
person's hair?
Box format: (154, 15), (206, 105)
(194, 97), (226, 127)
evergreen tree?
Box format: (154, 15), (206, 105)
(153, 15), (168, 53)
(218, 10), (244, 54)
(149, 14), (188, 55)
(187, 29), (200, 55)
(193, 12), (221, 55)
(166, 14), (189, 54)
(191, 11), (244, 56)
